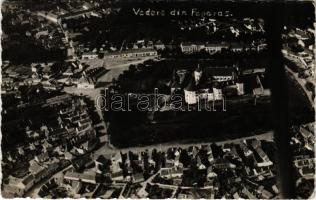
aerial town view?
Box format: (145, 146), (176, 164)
(1, 0), (315, 199)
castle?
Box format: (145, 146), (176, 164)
(170, 64), (245, 105)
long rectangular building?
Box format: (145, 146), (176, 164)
(104, 48), (158, 59)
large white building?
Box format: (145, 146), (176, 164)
(180, 43), (205, 54)
(104, 48), (158, 59)
(82, 52), (98, 60)
(205, 67), (236, 82)
(205, 43), (229, 54)
(180, 42), (230, 54)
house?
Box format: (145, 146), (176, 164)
(207, 167), (217, 179)
(213, 159), (236, 169)
(154, 40), (165, 50)
(254, 147), (273, 167)
(64, 171), (97, 184)
(42, 65), (55, 79)
(95, 155), (111, 173)
(160, 167), (183, 179)
(29, 160), (45, 175)
(64, 152), (74, 160)
(299, 166), (314, 179)
(207, 147), (214, 163)
(260, 189), (273, 199)
(35, 30), (49, 39)
(222, 143), (233, 152)
(72, 155), (94, 170)
(300, 126), (313, 139)
(272, 185), (279, 194)
(31, 64), (41, 73)
(239, 142), (253, 157)
(133, 172), (145, 183)
(111, 169), (124, 181)
(197, 155), (206, 170)
(253, 87), (271, 97)
(72, 181), (83, 194)
(34, 168), (50, 183)
(4, 175), (35, 197)
(35, 152), (50, 163)
(83, 2), (93, 10)
(233, 192), (240, 199)
(257, 43), (267, 51)
(178, 193), (194, 199)
(62, 66), (74, 76)
(85, 67), (107, 81)
(293, 157), (314, 168)
(80, 138), (100, 152)
(101, 189), (116, 199)
(241, 187), (256, 199)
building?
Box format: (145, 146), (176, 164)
(62, 66), (74, 76)
(184, 77), (197, 105)
(298, 166), (314, 179)
(230, 42), (244, 52)
(194, 64), (203, 84)
(212, 83), (223, 100)
(176, 69), (189, 85)
(204, 67), (236, 82)
(239, 142), (253, 157)
(77, 76), (95, 89)
(104, 48), (158, 59)
(3, 175), (35, 197)
(236, 77), (245, 95)
(64, 171), (97, 184)
(254, 147), (273, 167)
(133, 172), (145, 183)
(154, 40), (165, 50)
(58, 8), (96, 23)
(205, 42), (229, 54)
(241, 187), (256, 199)
(180, 43), (204, 54)
(172, 64), (244, 104)
(82, 52), (98, 60)
(37, 11), (59, 23)
(253, 75), (271, 97)
(170, 70), (182, 94)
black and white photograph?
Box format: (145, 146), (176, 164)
(1, 0), (315, 198)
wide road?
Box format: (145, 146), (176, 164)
(93, 130), (274, 157)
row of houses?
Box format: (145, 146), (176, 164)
(81, 40), (267, 60)
(3, 159), (70, 197)
(180, 42), (267, 54)
(81, 48), (159, 60)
